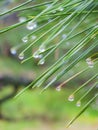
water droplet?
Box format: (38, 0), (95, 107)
(31, 35), (36, 40)
(26, 21), (37, 30)
(68, 94), (74, 102)
(59, 7), (64, 11)
(76, 101), (81, 107)
(22, 36), (28, 43)
(33, 51), (39, 59)
(39, 45), (45, 52)
(19, 17), (26, 23)
(39, 59), (45, 65)
(56, 86), (61, 92)
(18, 53), (24, 60)
(10, 48), (17, 55)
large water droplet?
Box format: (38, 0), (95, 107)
(22, 36), (28, 43)
(39, 45), (45, 52)
(19, 17), (26, 23)
(68, 94), (74, 102)
(33, 51), (39, 59)
(26, 21), (37, 30)
(39, 59), (45, 65)
(56, 86), (61, 92)
(76, 101), (81, 107)
(10, 48), (17, 55)
(18, 53), (24, 60)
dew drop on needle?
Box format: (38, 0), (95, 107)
(33, 51), (39, 59)
(19, 17), (26, 23)
(10, 48), (17, 55)
(22, 36), (28, 43)
(68, 94), (74, 102)
(39, 45), (45, 53)
(18, 53), (24, 60)
(76, 101), (81, 107)
(26, 21), (37, 30)
(38, 54), (43, 59)
(39, 59), (45, 65)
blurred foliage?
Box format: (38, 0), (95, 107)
(2, 88), (98, 121)
(0, 88), (98, 130)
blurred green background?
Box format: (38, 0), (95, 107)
(0, 0), (98, 130)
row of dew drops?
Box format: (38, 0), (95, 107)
(10, 14), (69, 65)
(10, 3), (65, 64)
(55, 57), (94, 91)
(55, 57), (95, 108)
(56, 82), (97, 108)
(56, 84), (97, 108)
(10, 2), (87, 64)
(10, 17), (46, 65)
(10, 20), (95, 66)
